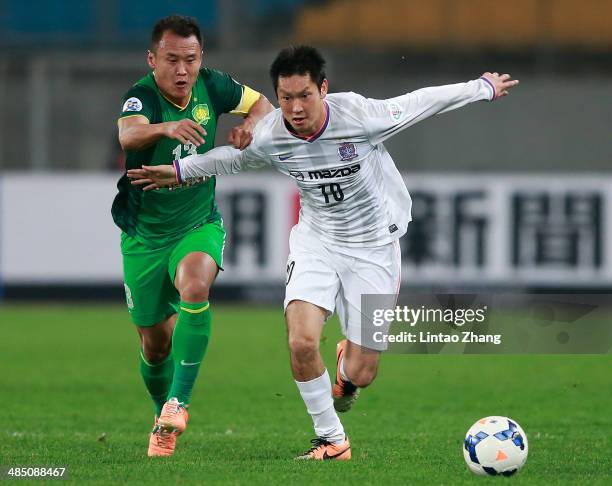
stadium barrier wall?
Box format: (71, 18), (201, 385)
(1, 173), (611, 300)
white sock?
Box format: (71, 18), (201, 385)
(340, 357), (350, 383)
(295, 369), (345, 444)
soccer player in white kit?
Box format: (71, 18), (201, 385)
(128, 45), (519, 460)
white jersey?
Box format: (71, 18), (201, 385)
(178, 78), (494, 247)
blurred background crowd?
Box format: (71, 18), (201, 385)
(0, 0), (610, 173)
(1, 0), (610, 298)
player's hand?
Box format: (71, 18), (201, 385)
(480, 72), (520, 100)
(128, 164), (177, 191)
(228, 118), (255, 150)
(164, 119), (207, 147)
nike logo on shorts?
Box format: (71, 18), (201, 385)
(180, 360), (201, 366)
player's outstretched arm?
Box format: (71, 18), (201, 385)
(479, 72), (520, 100)
(128, 145), (269, 191)
(128, 164), (176, 191)
(364, 72), (519, 144)
(411, 72), (520, 113)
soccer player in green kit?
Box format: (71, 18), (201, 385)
(111, 15), (273, 457)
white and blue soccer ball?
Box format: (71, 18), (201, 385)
(463, 416), (528, 476)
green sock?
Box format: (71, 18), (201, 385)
(139, 350), (174, 417)
(168, 301), (212, 405)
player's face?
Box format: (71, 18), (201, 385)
(147, 31), (202, 106)
(276, 74), (328, 136)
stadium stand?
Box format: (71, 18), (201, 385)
(294, 0), (612, 48)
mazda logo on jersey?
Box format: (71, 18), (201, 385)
(288, 163), (361, 181)
(308, 163), (361, 180)
(289, 170), (304, 181)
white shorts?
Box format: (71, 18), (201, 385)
(284, 223), (401, 351)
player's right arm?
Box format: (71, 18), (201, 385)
(128, 144), (269, 191)
(117, 86), (207, 151)
(128, 113), (273, 190)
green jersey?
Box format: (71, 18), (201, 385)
(112, 68), (244, 247)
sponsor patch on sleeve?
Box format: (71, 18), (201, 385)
(122, 97), (143, 113)
(389, 102), (403, 122)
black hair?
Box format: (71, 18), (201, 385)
(269, 45), (326, 92)
(151, 15), (202, 50)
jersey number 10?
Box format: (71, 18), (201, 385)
(318, 183), (344, 204)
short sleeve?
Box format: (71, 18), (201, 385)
(118, 85), (157, 122)
(202, 68), (244, 115)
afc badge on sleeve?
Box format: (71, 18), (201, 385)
(122, 97), (143, 113)
(389, 102), (403, 122)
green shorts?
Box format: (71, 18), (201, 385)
(121, 220), (225, 326)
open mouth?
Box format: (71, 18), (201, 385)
(176, 80), (188, 89)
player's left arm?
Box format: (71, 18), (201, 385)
(363, 72), (519, 145)
(228, 88), (274, 150)
(205, 68), (274, 149)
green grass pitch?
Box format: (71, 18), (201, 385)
(1, 304), (610, 485)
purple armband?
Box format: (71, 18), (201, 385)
(173, 160), (182, 184)
(479, 76), (496, 101)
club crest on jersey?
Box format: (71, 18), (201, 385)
(192, 103), (210, 125)
(338, 142), (358, 161)
(122, 97), (142, 112)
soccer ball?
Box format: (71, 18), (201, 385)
(463, 416), (528, 476)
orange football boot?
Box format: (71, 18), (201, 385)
(147, 417), (177, 457)
(157, 397), (189, 435)
(295, 436), (351, 461)
(332, 339), (360, 412)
